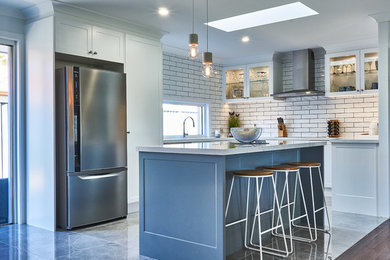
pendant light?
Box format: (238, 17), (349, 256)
(202, 0), (213, 78)
(188, 0), (199, 59)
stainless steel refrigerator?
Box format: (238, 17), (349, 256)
(55, 66), (127, 229)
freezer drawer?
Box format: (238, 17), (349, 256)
(66, 169), (127, 229)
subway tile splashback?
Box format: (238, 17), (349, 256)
(163, 52), (378, 138)
(229, 94), (378, 138)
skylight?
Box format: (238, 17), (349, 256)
(207, 2), (318, 32)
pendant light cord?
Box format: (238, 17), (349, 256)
(192, 0), (194, 33)
(206, 0), (209, 51)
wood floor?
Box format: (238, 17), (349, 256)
(336, 219), (390, 260)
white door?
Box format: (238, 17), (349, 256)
(126, 35), (162, 205)
(92, 26), (124, 63)
(55, 18), (92, 57)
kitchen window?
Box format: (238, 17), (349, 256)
(163, 101), (208, 138)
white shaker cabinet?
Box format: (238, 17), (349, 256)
(125, 35), (163, 206)
(55, 17), (125, 63)
(92, 26), (124, 63)
(332, 142), (378, 216)
(55, 18), (92, 58)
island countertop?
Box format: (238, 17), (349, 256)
(137, 140), (327, 156)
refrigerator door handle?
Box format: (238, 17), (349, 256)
(77, 172), (121, 180)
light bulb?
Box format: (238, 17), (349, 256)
(189, 45), (198, 58)
(203, 64), (212, 78)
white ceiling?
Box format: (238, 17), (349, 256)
(0, 0), (45, 9)
(3, 0), (390, 64)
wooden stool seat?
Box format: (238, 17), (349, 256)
(261, 165), (299, 171)
(288, 162), (321, 167)
(233, 169), (274, 177)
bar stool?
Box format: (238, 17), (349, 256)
(288, 162), (331, 241)
(225, 169), (292, 259)
(260, 165), (315, 243)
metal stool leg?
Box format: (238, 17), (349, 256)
(308, 167), (318, 241)
(315, 166), (331, 233)
(225, 176), (235, 218)
(293, 166), (331, 234)
(246, 176), (291, 258)
(244, 178), (251, 248)
(274, 170), (315, 242)
(255, 177), (264, 260)
(270, 171), (293, 253)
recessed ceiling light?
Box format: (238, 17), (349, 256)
(241, 36), (250, 43)
(207, 2), (318, 32)
(158, 7), (170, 17)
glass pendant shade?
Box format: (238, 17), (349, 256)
(202, 63), (213, 78)
(188, 33), (199, 59)
(202, 51), (213, 78)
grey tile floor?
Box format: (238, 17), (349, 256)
(0, 200), (387, 260)
(227, 194), (388, 260)
(0, 213), (151, 260)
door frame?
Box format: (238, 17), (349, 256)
(0, 30), (25, 224)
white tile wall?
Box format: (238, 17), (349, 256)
(229, 94), (378, 138)
(163, 52), (231, 135)
(163, 52), (378, 138)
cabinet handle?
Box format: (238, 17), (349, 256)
(88, 51), (93, 54)
(93, 51), (98, 55)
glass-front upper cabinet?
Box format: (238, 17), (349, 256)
(327, 52), (358, 94)
(225, 67), (245, 100)
(361, 49), (378, 92)
(248, 64), (270, 98)
(325, 49), (378, 96)
(223, 62), (273, 101)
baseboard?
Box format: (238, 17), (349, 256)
(128, 201), (139, 214)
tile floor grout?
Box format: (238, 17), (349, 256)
(0, 210), (387, 260)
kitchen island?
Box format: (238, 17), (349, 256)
(138, 141), (326, 260)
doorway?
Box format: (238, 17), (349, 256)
(0, 44), (11, 225)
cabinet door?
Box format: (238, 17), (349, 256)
(360, 49), (378, 93)
(224, 66), (245, 101)
(332, 143), (377, 215)
(93, 26), (125, 63)
(247, 62), (272, 98)
(325, 51), (360, 95)
(126, 35), (163, 204)
(55, 18), (92, 57)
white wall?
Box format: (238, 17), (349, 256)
(377, 20), (390, 217)
(25, 16), (56, 231)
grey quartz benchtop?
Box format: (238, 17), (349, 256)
(163, 136), (379, 144)
(137, 140), (327, 156)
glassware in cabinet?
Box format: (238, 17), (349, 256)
(225, 68), (245, 99)
(329, 54), (357, 93)
(248, 65), (270, 98)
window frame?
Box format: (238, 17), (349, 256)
(163, 100), (209, 139)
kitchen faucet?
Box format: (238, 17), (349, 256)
(183, 116), (195, 137)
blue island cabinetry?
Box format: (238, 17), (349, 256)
(138, 141), (325, 260)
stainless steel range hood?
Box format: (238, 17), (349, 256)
(272, 49), (325, 100)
